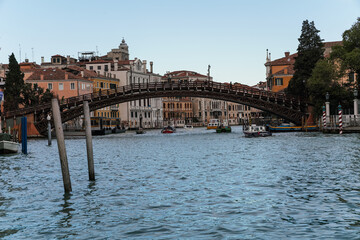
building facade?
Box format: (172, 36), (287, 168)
(84, 40), (163, 129)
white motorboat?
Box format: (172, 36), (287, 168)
(0, 133), (19, 154)
(243, 124), (272, 138)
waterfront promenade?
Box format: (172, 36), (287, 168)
(1, 126), (360, 239)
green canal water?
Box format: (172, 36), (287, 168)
(1, 126), (360, 239)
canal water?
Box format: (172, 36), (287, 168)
(1, 126), (360, 239)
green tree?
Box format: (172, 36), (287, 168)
(4, 53), (25, 112)
(331, 17), (360, 87)
(307, 59), (352, 117)
(22, 83), (54, 107)
(286, 20), (324, 97)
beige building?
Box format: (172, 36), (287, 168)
(84, 40), (163, 129)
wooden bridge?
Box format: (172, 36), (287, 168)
(4, 81), (307, 135)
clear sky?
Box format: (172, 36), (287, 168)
(0, 0), (359, 85)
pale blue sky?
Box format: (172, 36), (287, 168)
(0, 0), (359, 85)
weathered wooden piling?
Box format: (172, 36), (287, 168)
(83, 101), (95, 181)
(21, 117), (27, 154)
(51, 98), (72, 193)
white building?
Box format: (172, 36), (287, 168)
(84, 40), (163, 129)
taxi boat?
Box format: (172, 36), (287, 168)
(243, 124), (272, 138)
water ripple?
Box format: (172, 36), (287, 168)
(0, 127), (360, 239)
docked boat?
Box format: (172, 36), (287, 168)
(207, 119), (220, 129)
(161, 126), (176, 134)
(184, 125), (194, 129)
(243, 124), (272, 138)
(268, 123), (318, 132)
(0, 133), (19, 154)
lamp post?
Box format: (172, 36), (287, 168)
(325, 92), (330, 126)
(47, 114), (51, 146)
(354, 89), (358, 120)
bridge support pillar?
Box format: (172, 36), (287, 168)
(83, 101), (95, 181)
(52, 98), (72, 193)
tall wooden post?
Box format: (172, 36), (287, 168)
(83, 101), (95, 181)
(52, 98), (72, 193)
(21, 117), (27, 154)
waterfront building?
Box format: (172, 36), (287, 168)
(25, 68), (93, 99)
(63, 65), (122, 129)
(163, 71), (232, 126)
(265, 41), (342, 92)
(162, 97), (193, 127)
(84, 40), (163, 129)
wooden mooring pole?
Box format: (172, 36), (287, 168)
(21, 117), (27, 154)
(51, 98), (72, 193)
(83, 101), (95, 181)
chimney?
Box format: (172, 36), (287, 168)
(67, 55), (70, 64)
(114, 61), (118, 71)
(284, 68), (288, 74)
(143, 60), (147, 73)
(40, 74), (44, 80)
(65, 73), (68, 80)
(41, 56), (44, 64)
(81, 71), (84, 77)
(285, 52), (290, 57)
(150, 61), (153, 73)
(25, 59), (29, 63)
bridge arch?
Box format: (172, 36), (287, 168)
(5, 81), (307, 134)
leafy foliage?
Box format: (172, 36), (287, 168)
(331, 17), (360, 87)
(21, 83), (54, 107)
(4, 53), (54, 112)
(286, 20), (324, 97)
(307, 59), (352, 117)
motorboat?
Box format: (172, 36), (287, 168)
(161, 126), (176, 134)
(184, 125), (194, 129)
(243, 124), (272, 138)
(268, 123), (318, 132)
(207, 119), (220, 129)
(0, 133), (19, 154)
(216, 120), (231, 133)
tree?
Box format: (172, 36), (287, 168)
(4, 53), (25, 112)
(307, 59), (352, 117)
(331, 17), (360, 87)
(22, 83), (54, 107)
(286, 20), (324, 97)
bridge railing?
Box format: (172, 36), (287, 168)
(5, 80), (301, 119)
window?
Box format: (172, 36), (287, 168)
(97, 65), (101, 70)
(89, 66), (93, 70)
(52, 58), (56, 63)
(104, 65), (108, 72)
(275, 78), (283, 86)
(59, 83), (64, 90)
(70, 82), (75, 90)
(100, 82), (103, 88)
(56, 58), (60, 63)
(131, 112), (133, 118)
(48, 83), (53, 90)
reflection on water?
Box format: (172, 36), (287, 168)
(0, 126), (360, 239)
